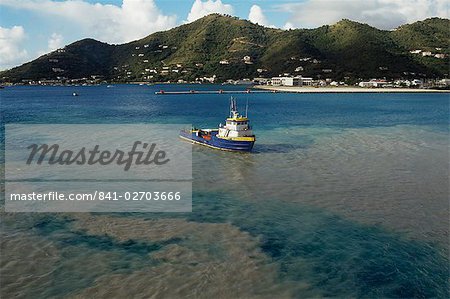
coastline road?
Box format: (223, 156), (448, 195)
(254, 85), (450, 93)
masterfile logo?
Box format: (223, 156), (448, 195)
(26, 141), (170, 171)
(5, 124), (192, 212)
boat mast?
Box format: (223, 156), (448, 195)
(229, 96), (232, 117)
(245, 98), (249, 118)
(230, 96), (237, 117)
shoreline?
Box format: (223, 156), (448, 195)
(254, 85), (450, 93)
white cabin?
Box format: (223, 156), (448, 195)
(218, 99), (253, 139)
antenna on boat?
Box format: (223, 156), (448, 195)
(229, 96), (233, 117)
(230, 96), (238, 117)
(245, 98), (249, 118)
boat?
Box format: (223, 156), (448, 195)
(72, 92), (79, 96)
(179, 97), (255, 152)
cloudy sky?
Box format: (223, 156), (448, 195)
(0, 0), (448, 70)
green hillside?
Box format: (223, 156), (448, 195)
(391, 18), (450, 50)
(1, 14), (449, 83)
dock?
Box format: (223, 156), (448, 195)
(155, 89), (279, 95)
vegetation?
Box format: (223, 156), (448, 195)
(1, 14), (448, 83)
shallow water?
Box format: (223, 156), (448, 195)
(1, 85), (449, 298)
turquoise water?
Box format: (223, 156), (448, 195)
(1, 85), (449, 298)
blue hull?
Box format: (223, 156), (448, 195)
(180, 130), (254, 152)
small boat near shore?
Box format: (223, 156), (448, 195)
(180, 97), (255, 152)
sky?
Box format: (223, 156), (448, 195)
(0, 0), (448, 70)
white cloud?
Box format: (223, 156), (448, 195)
(248, 5), (271, 27)
(48, 33), (63, 51)
(278, 0), (450, 29)
(283, 22), (295, 30)
(0, 25), (28, 70)
(0, 0), (177, 44)
(186, 0), (233, 23)
(37, 32), (64, 56)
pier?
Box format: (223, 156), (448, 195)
(155, 89), (279, 95)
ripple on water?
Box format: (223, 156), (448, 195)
(1, 213), (305, 298)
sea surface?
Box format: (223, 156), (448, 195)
(1, 84), (449, 298)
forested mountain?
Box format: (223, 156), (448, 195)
(1, 14), (448, 83)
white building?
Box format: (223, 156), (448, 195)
(411, 79), (423, 86)
(202, 75), (216, 83)
(253, 77), (269, 84)
(358, 79), (388, 88)
(438, 79), (450, 86)
(271, 76), (313, 87)
(243, 56), (253, 64)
